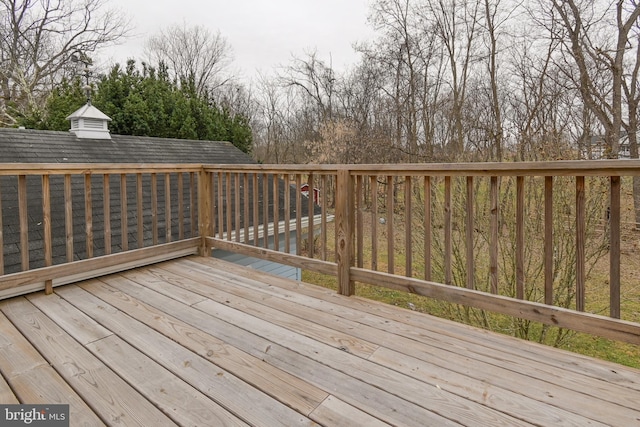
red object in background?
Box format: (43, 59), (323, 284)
(300, 183), (320, 205)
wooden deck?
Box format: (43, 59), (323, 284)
(0, 257), (639, 426)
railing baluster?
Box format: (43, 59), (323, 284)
(137, 174), (144, 249)
(84, 174), (94, 258)
(273, 173), (279, 251)
(151, 173), (158, 246)
(244, 173), (250, 245)
(424, 176), (431, 282)
(178, 172), (184, 240)
(217, 172), (223, 240)
(197, 169), (211, 257)
(516, 176), (524, 300)
(235, 173), (241, 243)
(209, 172), (215, 239)
(371, 175), (378, 271)
(18, 175), (28, 270)
(466, 176), (474, 289)
(190, 172), (197, 237)
(165, 173), (171, 243)
(121, 174), (129, 251)
(490, 176), (499, 294)
(253, 173), (259, 246)
(387, 175), (394, 274)
(357, 174), (364, 269)
(104, 174), (111, 255)
(576, 176), (585, 311)
(544, 176), (553, 305)
(405, 176), (412, 277)
(308, 173), (314, 259)
(226, 172), (232, 242)
(284, 173), (290, 253)
(321, 174), (328, 261)
(444, 176), (452, 285)
(610, 176), (621, 318)
(296, 174), (302, 256)
(42, 175), (52, 267)
(64, 175), (74, 262)
(263, 173), (269, 249)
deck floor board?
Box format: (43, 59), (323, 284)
(0, 255), (638, 426)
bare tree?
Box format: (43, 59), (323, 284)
(0, 0), (129, 126)
(145, 22), (232, 98)
(279, 50), (337, 123)
(423, 0), (481, 156)
(549, 0), (640, 157)
(622, 29), (640, 228)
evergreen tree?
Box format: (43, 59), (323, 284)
(18, 60), (252, 154)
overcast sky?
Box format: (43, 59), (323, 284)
(102, 0), (376, 81)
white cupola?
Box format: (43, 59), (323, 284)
(67, 103), (112, 140)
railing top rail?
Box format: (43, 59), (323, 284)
(2, 160), (639, 177)
(206, 160), (640, 176)
(0, 163), (204, 176)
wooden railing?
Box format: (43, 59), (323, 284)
(0, 164), (202, 299)
(202, 162), (640, 345)
(1, 161), (639, 345)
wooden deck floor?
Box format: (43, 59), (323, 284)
(0, 256), (639, 426)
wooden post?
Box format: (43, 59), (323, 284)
(198, 168), (212, 257)
(336, 169), (355, 296)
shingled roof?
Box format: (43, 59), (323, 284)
(0, 128), (252, 164)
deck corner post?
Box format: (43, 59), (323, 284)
(198, 168), (212, 257)
(336, 168), (355, 296)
